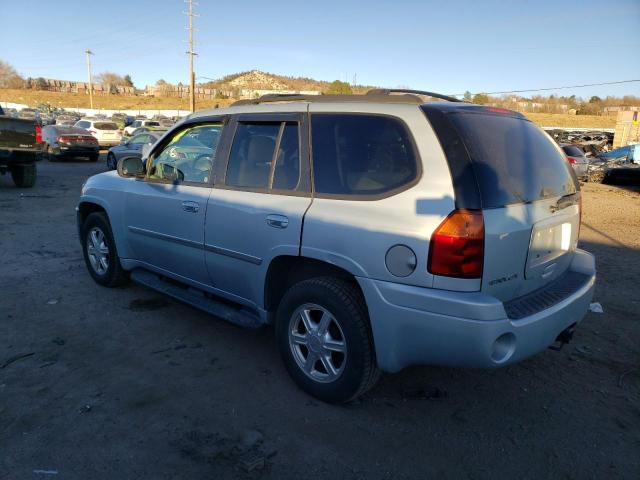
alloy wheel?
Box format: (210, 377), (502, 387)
(288, 303), (347, 383)
(86, 227), (110, 275)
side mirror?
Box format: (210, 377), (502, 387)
(117, 156), (145, 177)
(141, 143), (152, 159)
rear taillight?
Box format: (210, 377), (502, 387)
(35, 125), (42, 143)
(566, 156), (577, 164)
(428, 209), (484, 279)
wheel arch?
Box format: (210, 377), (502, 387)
(264, 255), (365, 315)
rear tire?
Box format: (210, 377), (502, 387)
(10, 164), (36, 188)
(81, 212), (129, 287)
(275, 277), (380, 403)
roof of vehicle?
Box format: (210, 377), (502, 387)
(190, 89), (527, 121)
(46, 125), (93, 134)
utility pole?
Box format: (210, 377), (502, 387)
(85, 49), (94, 110)
(184, 0), (198, 112)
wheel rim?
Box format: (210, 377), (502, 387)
(288, 303), (347, 383)
(86, 227), (110, 275)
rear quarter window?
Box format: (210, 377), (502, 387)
(311, 114), (419, 197)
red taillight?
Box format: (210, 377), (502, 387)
(35, 125), (42, 143)
(428, 209), (484, 278)
(566, 156), (577, 164)
(484, 107), (512, 114)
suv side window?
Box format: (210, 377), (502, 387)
(311, 114), (419, 197)
(147, 122), (222, 185)
(226, 122), (300, 191)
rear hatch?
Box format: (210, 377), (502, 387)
(423, 105), (581, 303)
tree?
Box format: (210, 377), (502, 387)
(327, 80), (352, 95)
(589, 95), (602, 103)
(95, 71), (125, 86)
(0, 59), (24, 89)
(123, 74), (133, 87)
(34, 77), (48, 90)
(472, 93), (489, 104)
(463, 91), (473, 102)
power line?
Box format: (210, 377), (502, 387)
(455, 79), (640, 97)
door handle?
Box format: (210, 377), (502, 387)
(266, 214), (289, 229)
(182, 201), (199, 213)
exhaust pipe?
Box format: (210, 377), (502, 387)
(549, 324), (576, 351)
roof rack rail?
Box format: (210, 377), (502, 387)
(229, 89), (462, 107)
(366, 88), (462, 103)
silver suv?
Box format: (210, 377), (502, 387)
(77, 90), (596, 403)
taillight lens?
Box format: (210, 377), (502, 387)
(566, 156), (577, 164)
(428, 209), (484, 278)
(35, 125), (42, 143)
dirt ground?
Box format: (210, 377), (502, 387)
(1, 157), (638, 479)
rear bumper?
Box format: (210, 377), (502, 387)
(357, 249), (596, 373)
(53, 146), (100, 157)
(97, 140), (121, 147)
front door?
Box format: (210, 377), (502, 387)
(204, 113), (312, 308)
(123, 121), (224, 285)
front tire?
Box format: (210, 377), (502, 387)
(106, 153), (116, 169)
(276, 277), (380, 403)
(10, 164), (36, 188)
(81, 212), (128, 287)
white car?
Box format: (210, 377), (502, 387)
(123, 120), (161, 136)
(74, 119), (122, 147)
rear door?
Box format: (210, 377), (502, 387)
(423, 106), (581, 302)
(204, 113), (311, 307)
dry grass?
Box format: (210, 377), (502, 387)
(0, 88), (619, 128)
(524, 112), (616, 129)
(0, 89), (234, 111)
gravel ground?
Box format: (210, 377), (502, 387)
(1, 157), (639, 479)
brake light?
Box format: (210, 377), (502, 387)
(428, 210), (484, 278)
(484, 107), (512, 115)
(89, 130), (97, 134)
(566, 156), (577, 164)
(35, 125), (42, 143)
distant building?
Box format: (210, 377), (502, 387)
(24, 78), (134, 95)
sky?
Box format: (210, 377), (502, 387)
(1, 0), (639, 99)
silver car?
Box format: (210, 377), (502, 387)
(106, 132), (163, 170)
(77, 90), (596, 403)
(561, 144), (589, 181)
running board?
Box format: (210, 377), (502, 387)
(130, 269), (263, 329)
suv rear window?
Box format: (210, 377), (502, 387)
(562, 145), (584, 157)
(311, 114), (418, 196)
(94, 122), (118, 130)
(423, 107), (577, 208)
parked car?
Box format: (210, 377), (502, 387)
(77, 91), (596, 403)
(106, 132), (162, 170)
(74, 119), (122, 147)
(56, 115), (77, 126)
(588, 143), (640, 184)
(41, 125), (100, 162)
(123, 119), (161, 136)
(17, 109), (39, 121)
(3, 107), (18, 117)
(561, 144), (589, 181)
(0, 105), (42, 187)
(129, 126), (168, 137)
